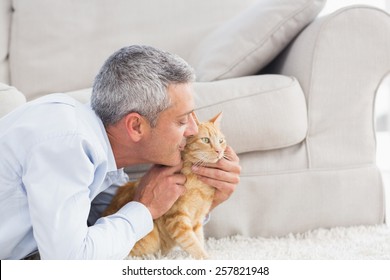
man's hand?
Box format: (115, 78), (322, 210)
(191, 146), (241, 211)
(133, 163), (186, 219)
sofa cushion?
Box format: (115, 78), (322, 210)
(8, 0), (257, 100)
(0, 83), (26, 118)
(188, 0), (326, 82)
(193, 75), (308, 154)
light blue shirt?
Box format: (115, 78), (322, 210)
(0, 94), (153, 259)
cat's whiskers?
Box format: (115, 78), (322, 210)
(193, 156), (207, 167)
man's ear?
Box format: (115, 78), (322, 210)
(124, 112), (148, 142)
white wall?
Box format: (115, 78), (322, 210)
(319, 0), (388, 16)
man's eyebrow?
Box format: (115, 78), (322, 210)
(177, 110), (194, 117)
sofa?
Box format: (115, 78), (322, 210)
(1, 0), (390, 238)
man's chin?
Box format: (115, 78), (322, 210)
(167, 159), (182, 167)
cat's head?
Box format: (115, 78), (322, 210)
(183, 112), (227, 164)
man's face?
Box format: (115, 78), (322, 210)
(143, 83), (198, 166)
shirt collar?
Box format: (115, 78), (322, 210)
(86, 103), (117, 173)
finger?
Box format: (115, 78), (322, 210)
(220, 147), (240, 172)
(171, 173), (187, 186)
(163, 176), (187, 198)
(192, 166), (240, 185)
(175, 183), (187, 196)
(224, 146), (239, 162)
(195, 156), (241, 175)
(198, 174), (237, 193)
(198, 146), (240, 171)
(210, 185), (235, 211)
(219, 157), (241, 174)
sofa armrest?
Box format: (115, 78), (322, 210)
(193, 75), (308, 154)
(268, 6), (390, 169)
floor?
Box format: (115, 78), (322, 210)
(376, 132), (390, 225)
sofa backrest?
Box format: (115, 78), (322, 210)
(0, 0), (256, 100)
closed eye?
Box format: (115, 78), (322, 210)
(178, 117), (189, 126)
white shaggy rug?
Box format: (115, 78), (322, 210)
(128, 224), (390, 260)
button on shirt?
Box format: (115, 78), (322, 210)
(0, 94), (153, 259)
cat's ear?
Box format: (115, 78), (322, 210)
(209, 112), (222, 128)
(192, 111), (201, 126)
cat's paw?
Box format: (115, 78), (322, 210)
(193, 250), (209, 260)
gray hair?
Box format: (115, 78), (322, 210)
(91, 45), (195, 127)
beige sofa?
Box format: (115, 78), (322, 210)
(1, 0), (390, 238)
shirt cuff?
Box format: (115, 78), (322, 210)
(118, 201), (153, 241)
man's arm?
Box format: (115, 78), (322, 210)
(23, 136), (152, 259)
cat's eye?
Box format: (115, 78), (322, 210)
(219, 138), (225, 144)
(201, 137), (210, 144)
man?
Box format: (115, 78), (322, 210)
(0, 45), (240, 259)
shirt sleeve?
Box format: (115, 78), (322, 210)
(88, 173), (129, 226)
(23, 135), (153, 259)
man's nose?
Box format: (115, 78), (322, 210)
(184, 114), (198, 137)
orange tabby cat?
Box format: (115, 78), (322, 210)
(103, 112), (226, 259)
